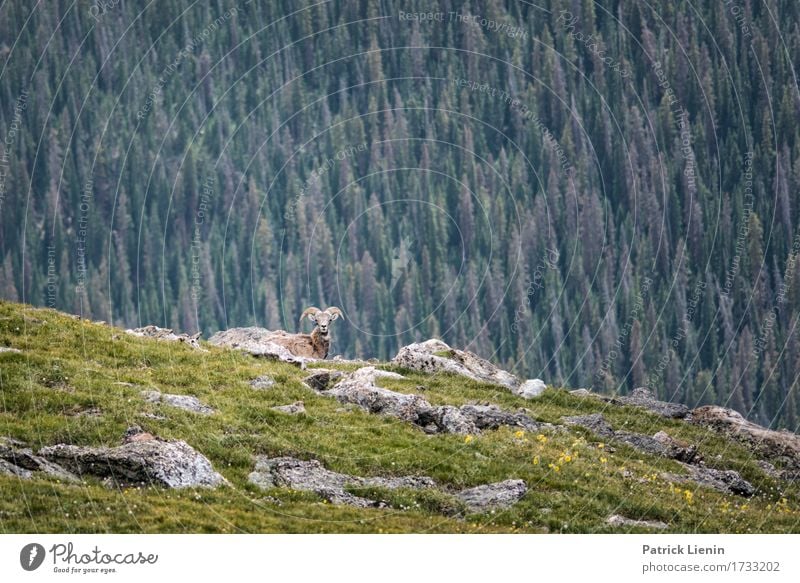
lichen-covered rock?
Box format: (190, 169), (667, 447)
(327, 366), (433, 424)
(125, 325), (204, 351)
(249, 375), (276, 390)
(459, 404), (543, 432)
(271, 401), (306, 415)
(39, 439), (226, 489)
(662, 463), (754, 497)
(0, 458), (33, 478)
(303, 369), (343, 391)
(142, 390), (215, 415)
(208, 327), (308, 367)
(248, 456), (435, 507)
(456, 479), (527, 512)
(393, 339), (519, 389)
(691, 405), (800, 469)
(326, 367), (547, 436)
(0, 437), (78, 482)
(616, 387), (690, 419)
(562, 413), (616, 438)
(606, 514), (668, 530)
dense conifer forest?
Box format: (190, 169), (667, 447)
(2, 0), (800, 427)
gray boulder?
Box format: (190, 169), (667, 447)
(0, 437), (78, 482)
(459, 404), (543, 432)
(249, 375), (276, 390)
(326, 367), (548, 435)
(142, 390), (215, 415)
(40, 437), (226, 489)
(606, 514), (668, 530)
(248, 456), (435, 507)
(392, 339), (519, 389)
(271, 401), (306, 415)
(662, 463), (754, 497)
(562, 413), (616, 438)
(692, 405), (800, 470)
(125, 326), (204, 351)
(208, 327), (309, 367)
(456, 479), (528, 512)
(303, 369), (344, 391)
(616, 387), (690, 419)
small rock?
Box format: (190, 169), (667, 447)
(562, 413), (615, 438)
(516, 379), (546, 398)
(123, 426), (155, 443)
(456, 479), (527, 512)
(141, 390), (215, 415)
(0, 458), (33, 478)
(249, 375), (276, 390)
(0, 346), (22, 354)
(606, 514), (668, 530)
(271, 401), (306, 415)
(303, 369), (342, 391)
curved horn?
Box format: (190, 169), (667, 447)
(300, 306), (321, 323)
(325, 307), (344, 321)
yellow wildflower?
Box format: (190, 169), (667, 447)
(514, 430), (525, 439)
(536, 434), (547, 443)
(464, 435), (474, 444)
(533, 456), (540, 465)
(600, 456), (608, 464)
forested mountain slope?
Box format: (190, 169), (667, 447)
(2, 0), (800, 427)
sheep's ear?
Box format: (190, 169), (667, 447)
(326, 307), (344, 321)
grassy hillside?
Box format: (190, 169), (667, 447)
(0, 300), (797, 533)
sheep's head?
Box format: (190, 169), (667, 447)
(300, 306), (344, 335)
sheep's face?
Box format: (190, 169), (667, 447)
(313, 310), (337, 335)
(301, 306), (343, 336)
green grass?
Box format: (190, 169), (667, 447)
(0, 300), (798, 533)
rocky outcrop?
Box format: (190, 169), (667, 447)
(662, 464), (754, 497)
(392, 339), (519, 390)
(141, 390), (215, 415)
(606, 514), (668, 530)
(208, 327), (309, 367)
(562, 413), (616, 438)
(248, 456), (435, 507)
(39, 433), (226, 489)
(691, 405), (800, 469)
(125, 326), (204, 351)
(459, 404), (542, 432)
(324, 367), (547, 435)
(271, 401), (306, 415)
(456, 479), (527, 512)
(562, 414), (700, 463)
(0, 437), (78, 482)
(249, 456), (527, 513)
(249, 375), (276, 390)
(616, 387), (690, 419)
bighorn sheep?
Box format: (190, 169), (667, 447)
(265, 306), (343, 359)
